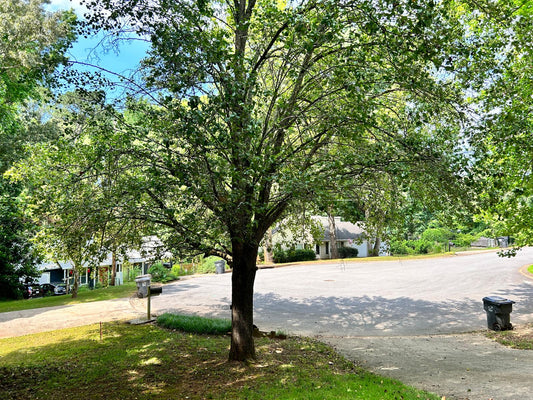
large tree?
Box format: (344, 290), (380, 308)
(0, 0), (75, 298)
(469, 2), (533, 250)
(22, 0), (484, 359)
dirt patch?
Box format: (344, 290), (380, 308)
(486, 323), (533, 350)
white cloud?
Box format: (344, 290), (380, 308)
(45, 0), (89, 17)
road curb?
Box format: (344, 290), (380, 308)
(519, 264), (533, 280)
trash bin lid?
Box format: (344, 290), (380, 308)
(482, 296), (515, 305)
(135, 274), (152, 282)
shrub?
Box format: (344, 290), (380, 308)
(420, 228), (452, 243)
(413, 239), (432, 254)
(157, 313), (231, 335)
(454, 233), (478, 247)
(273, 248), (316, 263)
(389, 240), (413, 255)
(196, 256), (223, 274)
(148, 262), (168, 282)
(171, 263), (190, 277)
(338, 247), (359, 258)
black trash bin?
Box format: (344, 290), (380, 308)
(483, 296), (515, 331)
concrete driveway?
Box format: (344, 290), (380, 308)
(1, 248), (533, 400)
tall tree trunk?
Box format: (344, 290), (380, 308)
(371, 237), (381, 257)
(328, 208), (338, 259)
(110, 252), (116, 286)
(229, 240), (258, 361)
(264, 227), (273, 264)
(71, 267), (80, 298)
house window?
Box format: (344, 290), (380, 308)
(315, 244), (320, 255)
(337, 241), (345, 248)
(325, 242), (329, 255)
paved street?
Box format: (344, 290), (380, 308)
(152, 248), (533, 336)
(1, 248), (533, 400)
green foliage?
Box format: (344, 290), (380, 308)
(0, 179), (40, 299)
(273, 249), (316, 263)
(148, 262), (167, 282)
(454, 233), (478, 248)
(413, 239), (432, 254)
(195, 256), (223, 274)
(338, 247), (359, 259)
(420, 228), (452, 243)
(157, 313), (231, 335)
(388, 240), (414, 255)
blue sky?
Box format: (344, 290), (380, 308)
(47, 0), (150, 98)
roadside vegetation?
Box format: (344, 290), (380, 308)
(528, 264), (533, 275)
(487, 323), (533, 350)
(157, 313), (231, 335)
(0, 322), (440, 400)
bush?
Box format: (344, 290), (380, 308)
(171, 263), (190, 277)
(389, 240), (413, 255)
(148, 262), (168, 282)
(413, 239), (432, 254)
(196, 256), (222, 274)
(420, 228), (452, 243)
(157, 313), (231, 335)
(454, 233), (478, 247)
(273, 248), (316, 263)
(338, 247), (359, 258)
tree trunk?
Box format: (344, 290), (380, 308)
(110, 252), (116, 286)
(71, 268), (80, 298)
(229, 240), (258, 361)
(371, 237), (381, 257)
(328, 209), (338, 259)
(264, 227), (273, 264)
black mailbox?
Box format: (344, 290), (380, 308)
(150, 286), (163, 296)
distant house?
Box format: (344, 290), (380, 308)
(36, 236), (173, 287)
(269, 216), (388, 259)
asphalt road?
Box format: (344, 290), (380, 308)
(152, 248), (533, 336)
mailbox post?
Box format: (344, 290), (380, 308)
(135, 274), (163, 321)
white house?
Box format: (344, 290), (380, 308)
(269, 216), (388, 259)
(36, 236), (173, 286)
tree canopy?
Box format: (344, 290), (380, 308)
(0, 0), (75, 299)
(16, 0), (517, 359)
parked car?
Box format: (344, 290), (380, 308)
(40, 283), (67, 296)
(22, 284), (41, 299)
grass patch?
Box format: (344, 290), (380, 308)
(0, 282), (137, 313)
(528, 264), (533, 275)
(0, 323), (441, 400)
(157, 313), (231, 335)
(486, 323), (533, 350)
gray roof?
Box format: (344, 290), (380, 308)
(313, 216), (366, 241)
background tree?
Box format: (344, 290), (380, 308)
(0, 0), (75, 299)
(470, 2), (533, 252)
(10, 90), (147, 297)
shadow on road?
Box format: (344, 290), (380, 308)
(253, 282), (533, 336)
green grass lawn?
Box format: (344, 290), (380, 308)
(0, 322), (440, 400)
(528, 264), (533, 274)
(0, 282), (138, 313)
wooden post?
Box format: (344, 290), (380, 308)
(147, 286), (151, 320)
